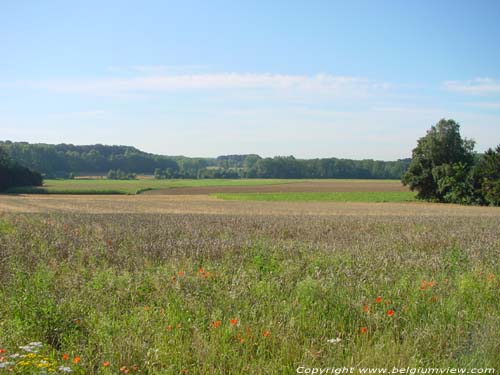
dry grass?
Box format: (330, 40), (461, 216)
(1, 194), (500, 217)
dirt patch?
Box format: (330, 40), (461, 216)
(142, 180), (408, 195)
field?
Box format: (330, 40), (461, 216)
(5, 179), (301, 195)
(0, 180), (499, 374)
(6, 179), (406, 196)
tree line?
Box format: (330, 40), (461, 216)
(0, 141), (411, 180)
(0, 147), (43, 191)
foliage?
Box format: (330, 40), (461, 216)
(1, 141), (411, 180)
(402, 119), (499, 205)
(0, 147), (43, 192)
(473, 146), (500, 206)
(106, 169), (137, 180)
(402, 119), (475, 202)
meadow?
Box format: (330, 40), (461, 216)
(0, 182), (499, 374)
(5, 179), (300, 195)
(5, 179), (405, 196)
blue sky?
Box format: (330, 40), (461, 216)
(1, 0), (500, 160)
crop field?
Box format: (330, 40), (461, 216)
(6, 179), (406, 196)
(0, 184), (499, 374)
(6, 179), (300, 195)
(213, 191), (416, 202)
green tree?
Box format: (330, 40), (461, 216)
(402, 119), (475, 201)
(474, 145), (500, 206)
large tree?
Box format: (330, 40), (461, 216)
(402, 119), (475, 201)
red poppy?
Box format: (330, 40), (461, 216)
(212, 320), (221, 328)
(178, 271), (185, 277)
(230, 319), (238, 326)
(263, 330), (270, 337)
(62, 353), (69, 361)
(375, 296), (382, 303)
(360, 327), (368, 334)
(387, 309), (395, 317)
(0, 349), (5, 354)
(73, 356), (81, 364)
(103, 362), (110, 367)
(363, 304), (369, 313)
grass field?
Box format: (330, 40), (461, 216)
(5, 179), (300, 195)
(0, 182), (498, 374)
(213, 191), (416, 202)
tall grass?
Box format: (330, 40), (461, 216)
(0, 213), (498, 374)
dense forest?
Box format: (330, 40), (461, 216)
(0, 141), (411, 179)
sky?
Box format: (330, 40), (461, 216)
(1, 0), (500, 160)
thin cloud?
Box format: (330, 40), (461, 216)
(465, 101), (500, 109)
(443, 78), (500, 95)
(9, 73), (391, 97)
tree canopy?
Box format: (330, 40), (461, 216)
(1, 141), (410, 180)
(402, 119), (499, 206)
(0, 146), (43, 191)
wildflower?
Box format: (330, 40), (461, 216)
(360, 327), (368, 334)
(132, 364), (139, 371)
(58, 366), (73, 373)
(62, 353), (70, 361)
(120, 366), (128, 373)
(103, 361), (110, 367)
(230, 318), (238, 326)
(9, 353), (20, 359)
(166, 325), (173, 331)
(263, 330), (270, 337)
(211, 320), (221, 328)
(327, 337), (341, 344)
(0, 357), (5, 362)
(387, 309), (395, 317)
(375, 296), (382, 303)
(363, 304), (369, 313)
(0, 349), (5, 354)
(178, 271), (185, 277)
(72, 356), (81, 364)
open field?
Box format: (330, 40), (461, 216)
(1, 194), (499, 216)
(0, 191), (499, 374)
(213, 191), (416, 202)
(6, 179), (407, 195)
(5, 178), (300, 195)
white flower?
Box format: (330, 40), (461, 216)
(327, 337), (342, 344)
(58, 366), (73, 373)
(19, 345), (37, 352)
(0, 362), (14, 368)
(9, 353), (20, 358)
(28, 342), (43, 347)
